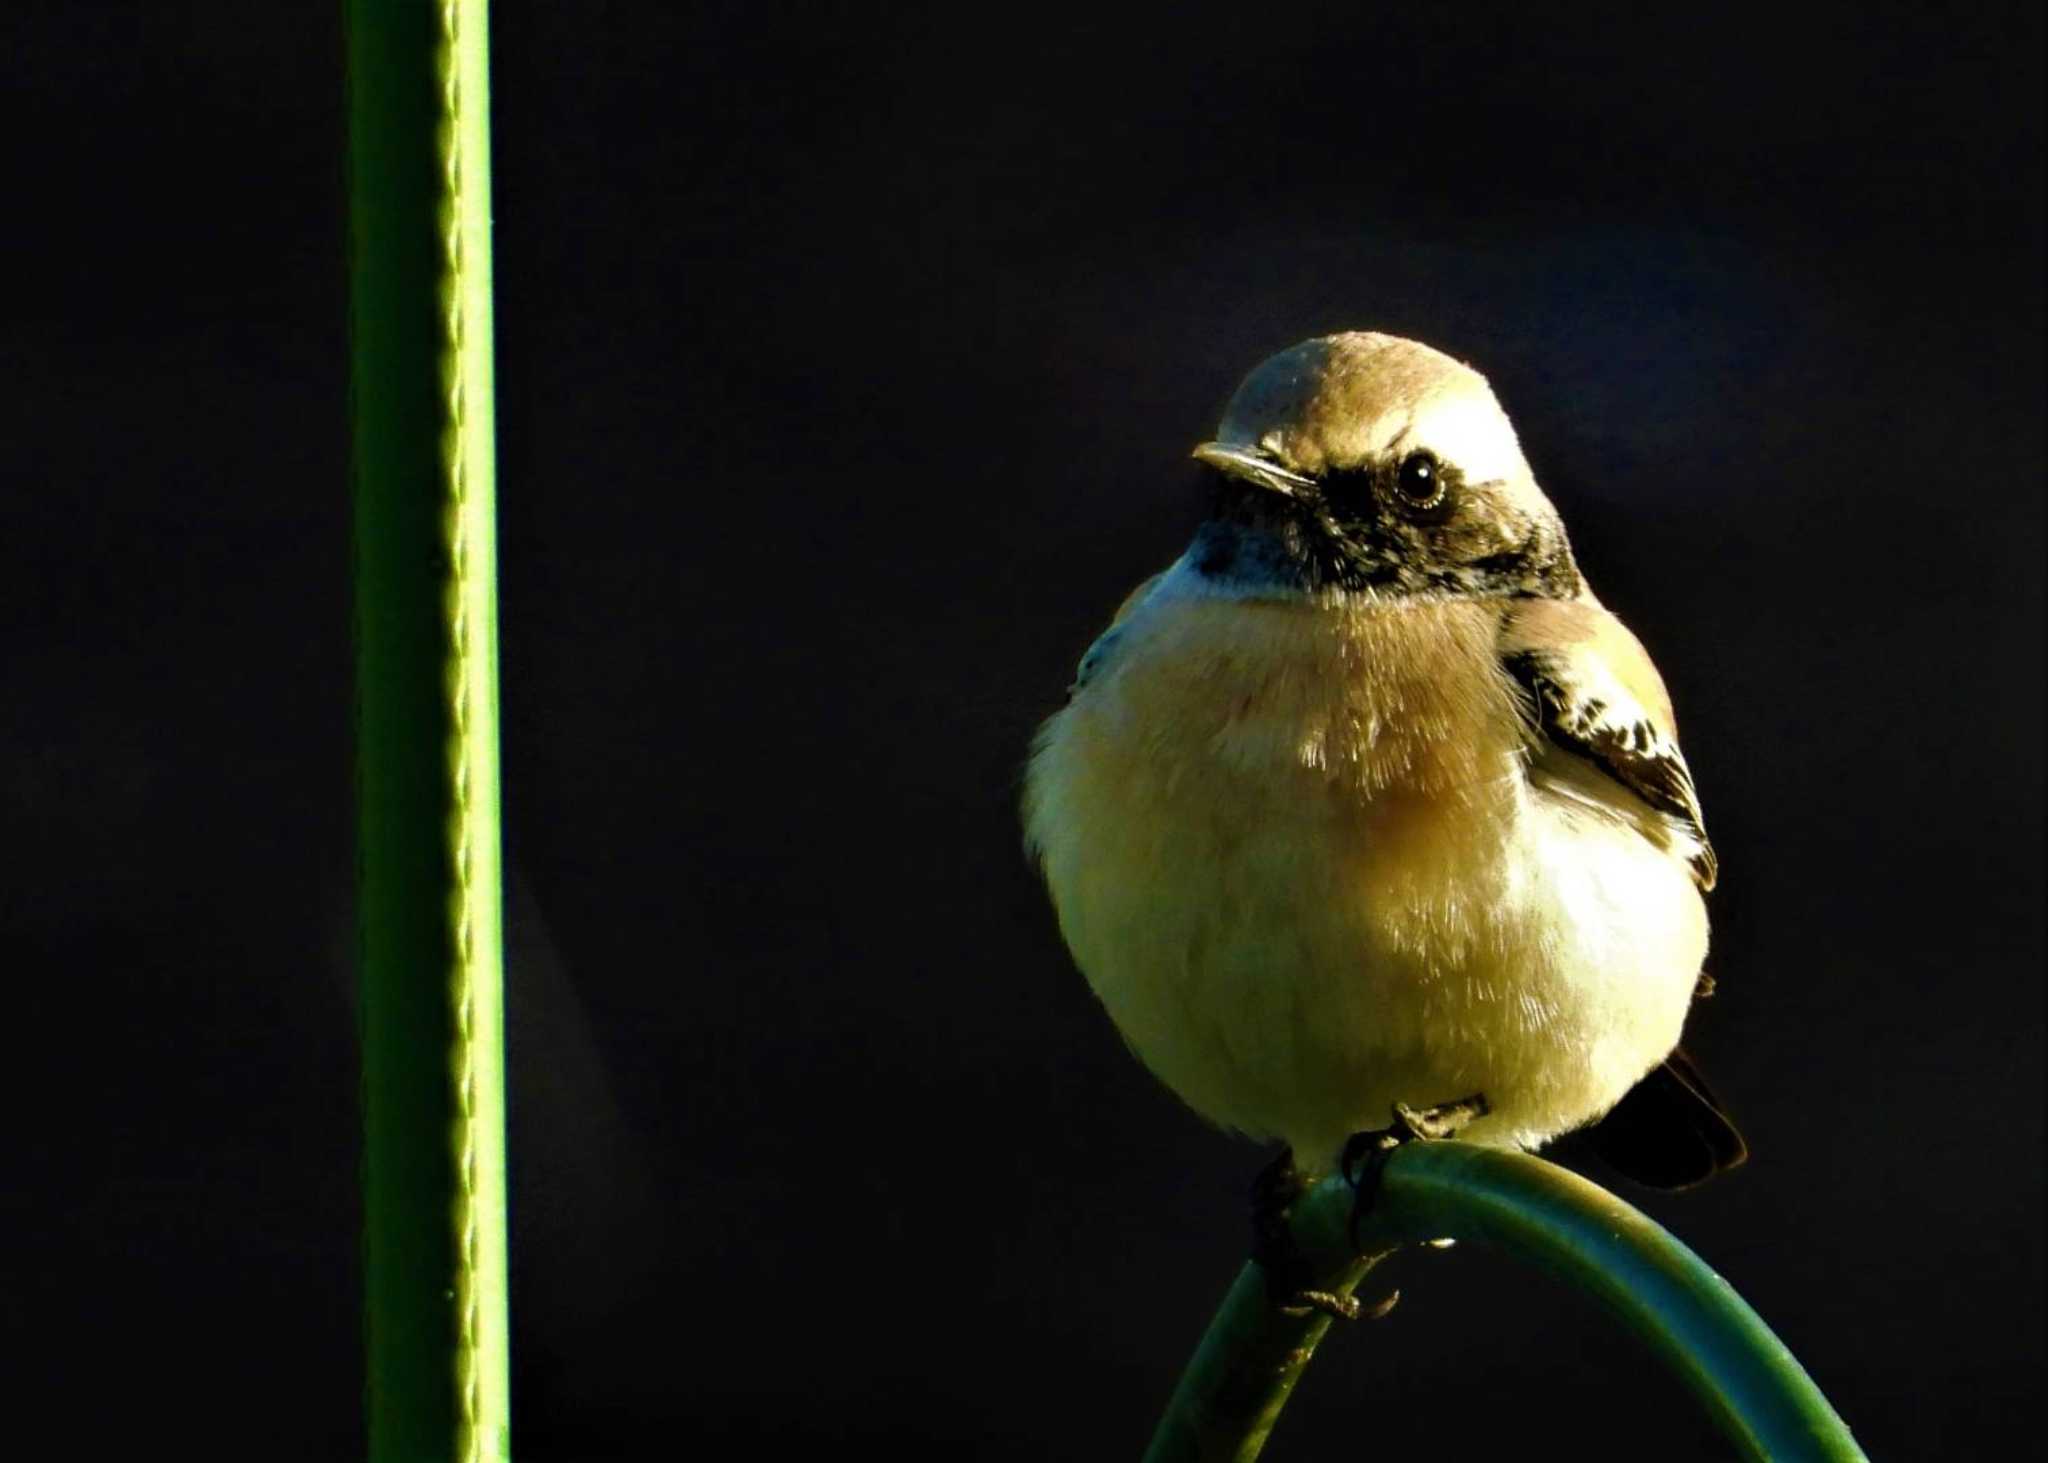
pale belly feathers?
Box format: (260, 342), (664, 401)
(1024, 568), (1706, 1169)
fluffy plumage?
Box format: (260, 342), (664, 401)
(1024, 332), (1738, 1179)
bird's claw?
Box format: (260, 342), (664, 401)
(1250, 1148), (1399, 1321)
(1340, 1093), (1490, 1249)
(1279, 1286), (1401, 1322)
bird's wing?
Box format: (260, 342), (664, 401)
(1068, 570), (1165, 696)
(1500, 597), (1717, 890)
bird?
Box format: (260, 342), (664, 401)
(1022, 331), (1745, 1267)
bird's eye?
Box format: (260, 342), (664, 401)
(1394, 450), (1446, 510)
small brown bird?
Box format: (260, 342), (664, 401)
(1024, 331), (1744, 1204)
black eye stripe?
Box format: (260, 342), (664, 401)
(1313, 463), (1375, 518)
(1309, 451), (1456, 529)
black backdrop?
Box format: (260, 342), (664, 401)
(2, 4), (2040, 1458)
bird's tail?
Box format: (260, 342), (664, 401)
(1580, 1046), (1750, 1191)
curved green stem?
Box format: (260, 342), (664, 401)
(1146, 1144), (1866, 1463)
(1140, 1248), (1389, 1463)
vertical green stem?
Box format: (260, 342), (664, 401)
(348, 2), (510, 1458)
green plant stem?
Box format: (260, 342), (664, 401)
(348, 1), (510, 1458)
(1146, 1143), (1866, 1463)
(1141, 1249), (1389, 1463)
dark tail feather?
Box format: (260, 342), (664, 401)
(1581, 1047), (1749, 1191)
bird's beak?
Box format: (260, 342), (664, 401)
(1191, 441), (1315, 498)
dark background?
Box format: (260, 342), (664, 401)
(2, 3), (2040, 1457)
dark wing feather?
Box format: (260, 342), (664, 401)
(1502, 644), (1719, 891)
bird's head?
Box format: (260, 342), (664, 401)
(1189, 332), (1580, 601)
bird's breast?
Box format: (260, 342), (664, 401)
(1023, 584), (1542, 1145)
(1032, 584), (1530, 853)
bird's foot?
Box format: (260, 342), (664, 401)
(1249, 1147), (1316, 1307)
(1339, 1093), (1491, 1249)
(1280, 1286), (1401, 1322)
(1251, 1146), (1398, 1322)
